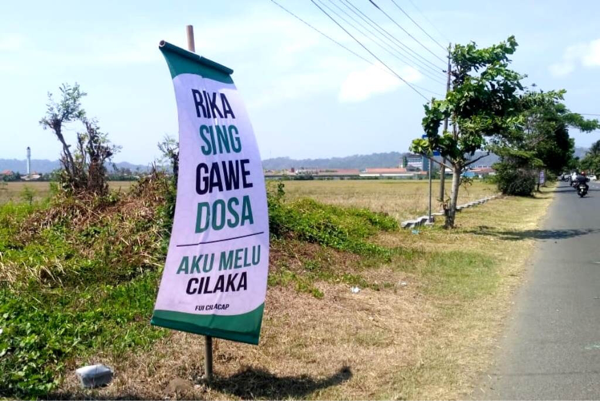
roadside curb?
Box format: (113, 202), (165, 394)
(401, 194), (501, 229)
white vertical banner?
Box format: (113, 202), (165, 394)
(151, 41), (269, 345)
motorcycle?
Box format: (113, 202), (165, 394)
(577, 182), (588, 197)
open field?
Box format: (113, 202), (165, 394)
(0, 181), (135, 203)
(32, 181), (553, 400)
(282, 179), (497, 221)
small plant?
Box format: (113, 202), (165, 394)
(20, 186), (35, 205)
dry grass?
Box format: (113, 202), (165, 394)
(282, 180), (497, 221)
(55, 183), (554, 400)
(0, 181), (135, 203)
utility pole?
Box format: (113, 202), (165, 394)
(186, 24), (213, 383)
(438, 44), (452, 202)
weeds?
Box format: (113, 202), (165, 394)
(0, 180), (400, 397)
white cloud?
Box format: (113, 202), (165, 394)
(549, 61), (575, 77)
(338, 63), (422, 103)
(582, 38), (600, 67)
(550, 38), (600, 77)
(0, 34), (25, 52)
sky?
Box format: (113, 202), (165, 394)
(1, 0), (599, 165)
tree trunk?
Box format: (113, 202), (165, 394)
(445, 167), (461, 228)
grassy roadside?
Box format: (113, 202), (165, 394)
(282, 180), (497, 222)
(381, 188), (554, 400)
(48, 184), (553, 400)
(0, 178), (552, 399)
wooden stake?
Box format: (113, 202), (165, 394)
(186, 25), (196, 53)
(186, 24), (213, 381)
(205, 335), (213, 381)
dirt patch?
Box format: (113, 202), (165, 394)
(58, 280), (435, 400)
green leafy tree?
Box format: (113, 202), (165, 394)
(411, 36), (525, 228)
(494, 90), (598, 194)
(580, 140), (600, 174)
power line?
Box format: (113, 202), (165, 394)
(405, 0), (451, 44)
(368, 0), (446, 64)
(327, 0), (443, 78)
(388, 0), (447, 51)
(579, 113), (600, 117)
(338, 0), (445, 76)
(319, 0), (445, 84)
(310, 0), (430, 101)
(269, 0), (374, 68)
(270, 0), (442, 95)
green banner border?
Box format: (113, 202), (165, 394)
(159, 40), (234, 84)
(151, 303), (264, 345)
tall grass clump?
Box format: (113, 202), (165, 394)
(268, 182), (398, 257)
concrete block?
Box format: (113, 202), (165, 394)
(76, 364), (113, 388)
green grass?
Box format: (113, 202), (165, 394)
(0, 178), (553, 400)
(0, 180), (402, 398)
(0, 178), (171, 397)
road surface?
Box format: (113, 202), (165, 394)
(479, 181), (600, 400)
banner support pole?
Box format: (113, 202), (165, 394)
(205, 335), (213, 380)
(186, 24), (213, 381)
(186, 25), (196, 53)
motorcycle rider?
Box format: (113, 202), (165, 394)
(575, 171), (590, 192)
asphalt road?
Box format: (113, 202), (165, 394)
(479, 181), (600, 400)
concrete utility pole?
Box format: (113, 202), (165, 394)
(186, 24), (213, 382)
(438, 44), (452, 202)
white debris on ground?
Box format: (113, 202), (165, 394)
(75, 364), (113, 388)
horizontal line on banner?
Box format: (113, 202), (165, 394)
(176, 231), (265, 247)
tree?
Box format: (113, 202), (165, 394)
(158, 135), (179, 182)
(494, 90), (599, 195)
(580, 140), (600, 174)
(411, 36), (525, 228)
(39, 83), (86, 181)
(39, 83), (120, 195)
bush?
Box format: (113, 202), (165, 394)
(267, 182), (397, 256)
(494, 163), (536, 196)
(0, 174), (172, 397)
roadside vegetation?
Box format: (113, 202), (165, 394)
(411, 37), (598, 226)
(0, 173), (552, 399)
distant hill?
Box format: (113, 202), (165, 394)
(467, 152), (500, 167)
(0, 159), (151, 174)
(574, 147), (589, 159)
(263, 151), (500, 170)
(263, 152), (403, 170)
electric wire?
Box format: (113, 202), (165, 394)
(310, 0), (430, 100)
(368, 0), (446, 64)
(319, 0), (445, 83)
(388, 0), (447, 51)
(337, 0), (445, 76)
(269, 0), (442, 95)
(317, 0), (444, 83)
(405, 0), (451, 44)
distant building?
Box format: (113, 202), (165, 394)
(361, 168), (426, 179)
(404, 154), (424, 170)
(470, 167), (495, 178)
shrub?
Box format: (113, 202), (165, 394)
(267, 182), (397, 256)
(494, 163), (536, 196)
